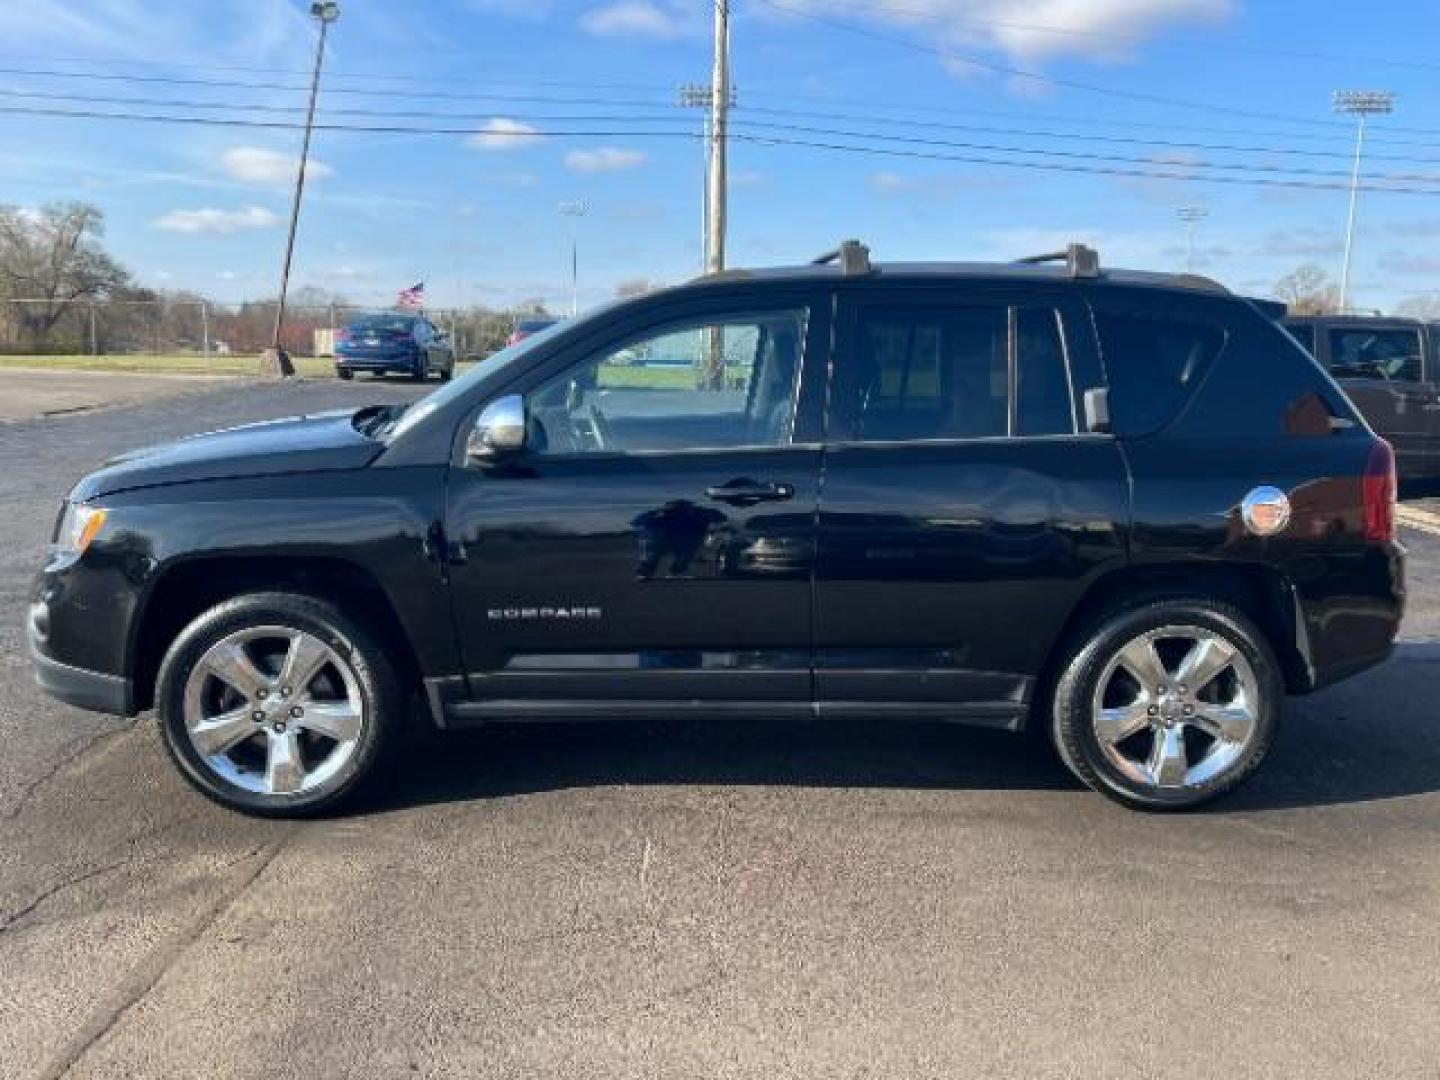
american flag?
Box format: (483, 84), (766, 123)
(396, 282), (424, 310)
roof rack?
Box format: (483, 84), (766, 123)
(812, 239), (872, 275)
(1015, 242), (1100, 279)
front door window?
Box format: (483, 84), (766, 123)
(526, 310), (808, 455)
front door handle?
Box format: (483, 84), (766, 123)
(705, 479), (795, 507)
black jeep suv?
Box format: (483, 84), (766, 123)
(30, 243), (1403, 815)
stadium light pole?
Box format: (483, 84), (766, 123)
(1177, 206), (1208, 273)
(558, 200), (588, 317)
(264, 1), (339, 378)
(1334, 90), (1394, 314)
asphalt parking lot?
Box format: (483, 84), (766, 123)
(1, 379), (1438, 1079)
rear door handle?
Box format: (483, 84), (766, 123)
(705, 479), (795, 506)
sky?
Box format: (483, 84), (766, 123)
(0, 0), (1437, 314)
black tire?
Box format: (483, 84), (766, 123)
(439, 363), (453, 383)
(155, 592), (402, 818)
(1050, 597), (1281, 811)
(336, 367), (353, 381)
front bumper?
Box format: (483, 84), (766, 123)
(31, 637), (135, 716)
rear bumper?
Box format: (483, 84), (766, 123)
(32, 638), (135, 716)
(335, 358), (420, 373)
(1292, 541), (1405, 694)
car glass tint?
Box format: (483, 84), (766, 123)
(349, 315), (416, 333)
(1285, 323), (1317, 355)
(1094, 307), (1226, 437)
(1326, 327), (1422, 382)
(1015, 308), (1075, 436)
(854, 307), (1008, 441)
(527, 309), (808, 454)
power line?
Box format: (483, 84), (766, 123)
(5, 100), (1439, 196)
(10, 87), (1440, 168)
(731, 132), (1440, 196)
(7, 59), (1440, 148)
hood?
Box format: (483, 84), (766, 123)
(71, 408), (387, 501)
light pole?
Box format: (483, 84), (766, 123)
(1177, 206), (1208, 273)
(558, 200), (588, 317)
(1334, 89), (1394, 314)
(264, 1), (339, 378)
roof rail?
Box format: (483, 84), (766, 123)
(812, 239), (872, 275)
(1015, 242), (1100, 279)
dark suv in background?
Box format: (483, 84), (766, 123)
(1285, 315), (1439, 480)
(31, 243), (1403, 816)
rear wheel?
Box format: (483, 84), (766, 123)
(155, 592), (401, 817)
(336, 366), (353, 381)
(1050, 598), (1281, 810)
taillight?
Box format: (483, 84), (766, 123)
(1363, 439), (1397, 543)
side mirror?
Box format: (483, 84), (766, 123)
(467, 394), (527, 463)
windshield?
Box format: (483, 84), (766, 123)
(383, 315), (583, 442)
(347, 314), (417, 333)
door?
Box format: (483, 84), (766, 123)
(814, 289), (1129, 727)
(1323, 321), (1435, 477)
(445, 297), (828, 714)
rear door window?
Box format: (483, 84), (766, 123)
(1093, 302), (1227, 437)
(1326, 326), (1422, 382)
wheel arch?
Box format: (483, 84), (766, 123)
(129, 555), (421, 712)
(1037, 560), (1310, 721)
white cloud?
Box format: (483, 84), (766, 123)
(154, 205), (282, 234)
(468, 118), (542, 151)
(771, 0), (1234, 67)
(580, 1), (686, 38)
(869, 171), (914, 192)
(220, 146), (333, 185)
(565, 147), (649, 173)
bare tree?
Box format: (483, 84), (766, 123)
(0, 203), (130, 346)
(1273, 264), (1341, 316)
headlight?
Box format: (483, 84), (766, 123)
(55, 503), (108, 555)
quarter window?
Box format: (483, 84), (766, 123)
(1094, 308), (1227, 437)
(526, 310), (807, 455)
(1326, 327), (1422, 382)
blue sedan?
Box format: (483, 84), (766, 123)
(335, 314), (455, 382)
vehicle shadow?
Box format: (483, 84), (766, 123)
(362, 643), (1440, 816)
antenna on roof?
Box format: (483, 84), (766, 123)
(812, 239), (872, 275)
(1015, 242), (1100, 279)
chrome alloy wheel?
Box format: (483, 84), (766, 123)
(1090, 625), (1261, 790)
(182, 625), (365, 797)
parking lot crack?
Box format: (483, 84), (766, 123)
(35, 825), (300, 1080)
(1, 724), (135, 823)
(0, 857), (129, 934)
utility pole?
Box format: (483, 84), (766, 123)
(1177, 206), (1208, 273)
(680, 83), (736, 272)
(1334, 89), (1394, 315)
(558, 200), (588, 317)
(264, 1), (340, 378)
(706, 0), (731, 275)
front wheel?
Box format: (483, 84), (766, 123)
(1050, 598), (1281, 811)
(336, 366), (353, 381)
(155, 593), (402, 817)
